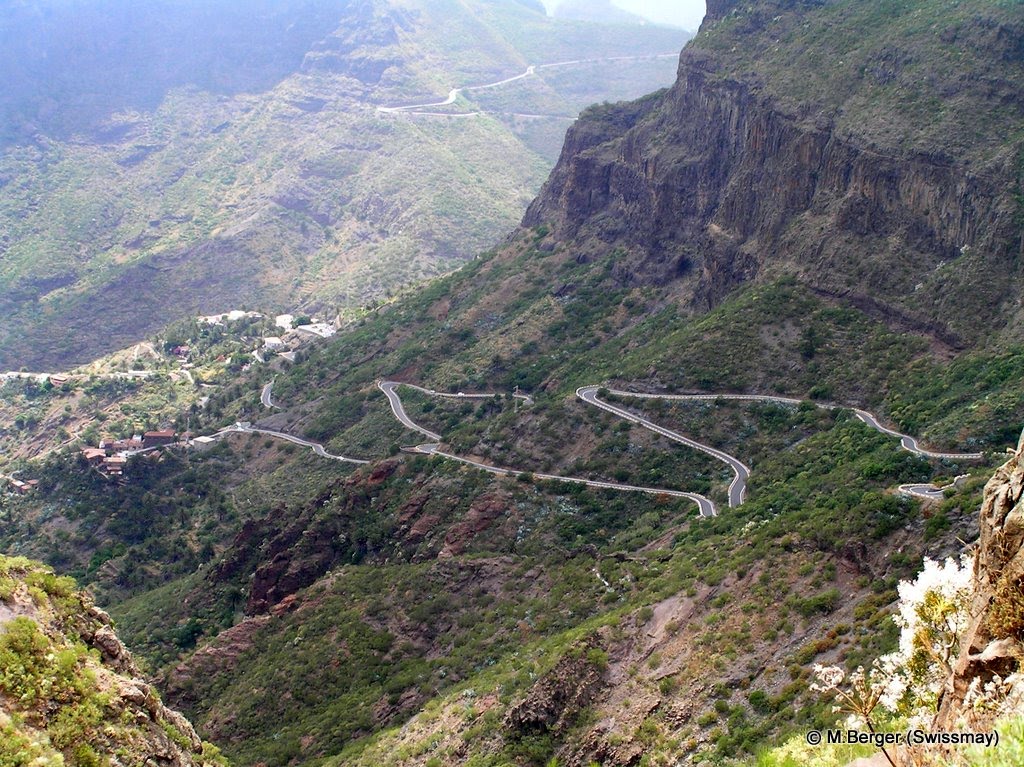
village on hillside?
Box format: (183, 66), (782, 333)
(79, 429), (185, 478)
(250, 313), (337, 363)
(1, 307), (342, 489)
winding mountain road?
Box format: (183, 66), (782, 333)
(383, 380), (534, 405)
(898, 484), (947, 501)
(377, 53), (678, 117)
(577, 387), (984, 509)
(195, 376), (986, 521)
(380, 381), (715, 516)
(348, 380), (988, 517)
(377, 66), (537, 115)
(849, 410), (984, 460)
(226, 424), (369, 465)
(378, 381), (443, 441)
(898, 473), (970, 501)
(261, 380), (279, 409)
(578, 387), (751, 507)
(408, 442), (716, 517)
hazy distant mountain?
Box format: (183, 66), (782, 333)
(512, 0), (548, 13)
(553, 0), (648, 25)
(0, 0), (347, 144)
(0, 0), (688, 369)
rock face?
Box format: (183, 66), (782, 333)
(524, 2), (1024, 346)
(207, 463), (522, 617)
(938, 428), (1024, 725)
(301, 0), (406, 83)
(0, 556), (218, 766)
(504, 637), (607, 738)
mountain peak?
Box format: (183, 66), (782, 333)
(525, 0), (1024, 347)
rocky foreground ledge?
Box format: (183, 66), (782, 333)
(939, 428), (1024, 727)
(0, 555), (223, 767)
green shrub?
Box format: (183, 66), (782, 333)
(792, 589), (841, 617)
(988, 575), (1024, 640)
(586, 648), (610, 672)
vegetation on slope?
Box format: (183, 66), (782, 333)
(80, 225), (1011, 763)
(270, 234), (1021, 457)
(695, 0), (1024, 164)
(0, 555), (224, 766)
(0, 0), (688, 370)
(2, 1), (1022, 765)
(0, 433), (357, 606)
(6, 145), (1020, 767)
(89, 412), (983, 766)
(0, 311), (296, 471)
(317, 421), (988, 766)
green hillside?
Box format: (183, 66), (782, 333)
(26, 189), (1017, 763)
(1, 1), (1022, 766)
(0, 555), (222, 767)
(0, 0), (687, 370)
(695, 0), (1024, 163)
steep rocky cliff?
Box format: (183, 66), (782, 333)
(9, 3), (1022, 766)
(525, 0), (1024, 346)
(0, 556), (221, 767)
(939, 428), (1024, 727)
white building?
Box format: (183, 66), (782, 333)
(295, 322), (336, 339)
(191, 436), (219, 452)
(199, 310), (263, 325)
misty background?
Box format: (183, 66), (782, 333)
(541, 0), (706, 30)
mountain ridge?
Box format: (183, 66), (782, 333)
(524, 0), (1024, 348)
(0, 0), (688, 371)
(3, 1), (1023, 765)
(0, 555), (222, 766)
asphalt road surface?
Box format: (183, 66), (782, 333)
(378, 54), (678, 117)
(378, 381), (442, 441)
(184, 377), (987, 520)
(578, 387), (751, 507)
(584, 387), (985, 507)
(411, 442), (716, 517)
(261, 380), (279, 409)
(850, 409), (984, 460)
(898, 484), (947, 501)
(228, 425), (369, 465)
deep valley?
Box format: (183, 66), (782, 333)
(1, 1), (1023, 766)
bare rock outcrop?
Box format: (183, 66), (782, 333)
(938, 428), (1024, 726)
(504, 636), (608, 738)
(0, 556), (218, 766)
(523, 3), (1023, 347)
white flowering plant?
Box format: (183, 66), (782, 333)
(809, 554), (977, 765)
(882, 553), (976, 721)
(810, 663), (898, 767)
